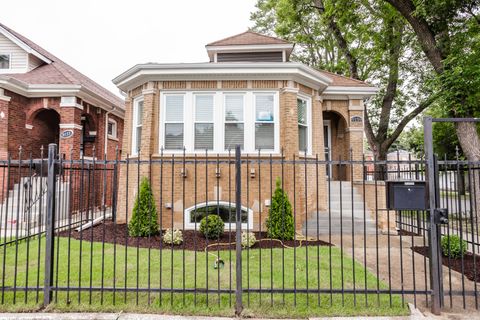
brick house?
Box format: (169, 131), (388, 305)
(113, 31), (377, 231)
(0, 22), (124, 161)
(0, 22), (124, 212)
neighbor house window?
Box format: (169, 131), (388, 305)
(224, 94), (244, 150)
(297, 97), (308, 153)
(254, 94), (275, 150)
(0, 54), (9, 69)
(131, 99), (143, 155)
(184, 201), (253, 230)
(194, 94), (214, 150)
(164, 95), (184, 150)
(107, 118), (117, 139)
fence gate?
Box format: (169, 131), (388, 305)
(424, 117), (480, 314)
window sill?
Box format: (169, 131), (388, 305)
(108, 135), (119, 141)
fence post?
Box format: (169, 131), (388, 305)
(43, 143), (57, 306)
(235, 145), (243, 316)
(423, 117), (443, 315)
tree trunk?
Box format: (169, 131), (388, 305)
(455, 121), (480, 218)
(373, 147), (389, 181)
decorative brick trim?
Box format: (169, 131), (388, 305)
(60, 123), (83, 130)
(25, 124), (33, 130)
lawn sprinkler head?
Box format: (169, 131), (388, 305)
(214, 258), (225, 269)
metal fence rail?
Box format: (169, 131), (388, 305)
(0, 139), (478, 315)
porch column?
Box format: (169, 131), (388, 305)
(58, 99), (83, 160)
(348, 99), (365, 181)
(0, 89), (10, 160)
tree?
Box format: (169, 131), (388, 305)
(383, 0), (480, 162)
(129, 177), (159, 237)
(251, 0), (436, 171)
(266, 178), (295, 240)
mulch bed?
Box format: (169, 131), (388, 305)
(412, 246), (480, 282)
(57, 221), (331, 251)
(397, 229), (422, 237)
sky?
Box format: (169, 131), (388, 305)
(0, 0), (258, 97)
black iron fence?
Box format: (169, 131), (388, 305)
(0, 141), (478, 316)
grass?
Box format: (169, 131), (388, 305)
(0, 235), (408, 318)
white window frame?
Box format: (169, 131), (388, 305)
(184, 201), (254, 230)
(107, 118), (118, 140)
(297, 94), (312, 155)
(0, 53), (11, 71)
(131, 98), (143, 156)
(162, 93), (186, 151)
(223, 93), (245, 151)
(194, 93), (215, 151)
(159, 91), (280, 154)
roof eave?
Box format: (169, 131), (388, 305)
(321, 86), (379, 100)
(0, 25), (52, 64)
(113, 63), (333, 93)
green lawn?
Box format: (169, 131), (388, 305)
(0, 236), (407, 318)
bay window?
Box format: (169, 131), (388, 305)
(254, 94), (275, 150)
(224, 94), (244, 150)
(164, 95), (184, 150)
(194, 95), (214, 150)
(131, 99), (143, 155)
(297, 96), (311, 154)
(159, 91), (278, 153)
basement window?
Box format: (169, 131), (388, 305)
(184, 201), (253, 230)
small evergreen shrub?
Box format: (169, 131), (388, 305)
(200, 215), (224, 239)
(162, 229), (183, 245)
(128, 177), (159, 237)
(241, 231), (256, 248)
(441, 235), (467, 259)
(266, 178), (295, 240)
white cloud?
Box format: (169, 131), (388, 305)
(0, 0), (257, 96)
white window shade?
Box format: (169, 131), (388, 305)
(195, 95), (214, 121)
(255, 95), (274, 121)
(136, 101), (144, 126)
(255, 123), (274, 150)
(225, 123), (244, 150)
(165, 95), (184, 121)
(225, 95), (244, 121)
(195, 123), (214, 150)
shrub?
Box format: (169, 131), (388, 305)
(441, 235), (467, 259)
(128, 177), (159, 237)
(266, 178), (295, 240)
(200, 215), (224, 239)
(241, 231), (256, 248)
(163, 229), (183, 245)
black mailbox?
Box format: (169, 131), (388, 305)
(386, 181), (427, 210)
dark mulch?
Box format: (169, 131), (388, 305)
(57, 221), (331, 251)
(412, 246), (480, 282)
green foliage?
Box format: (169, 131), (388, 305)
(241, 231), (257, 248)
(266, 178), (295, 240)
(128, 178), (159, 237)
(199, 215), (225, 240)
(162, 229), (183, 245)
(441, 235), (467, 259)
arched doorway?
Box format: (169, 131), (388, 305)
(322, 111), (348, 180)
(30, 109), (60, 158)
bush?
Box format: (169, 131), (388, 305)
(163, 229), (183, 245)
(266, 178), (295, 240)
(200, 215), (224, 239)
(241, 231), (256, 248)
(128, 177), (159, 237)
(441, 235), (467, 259)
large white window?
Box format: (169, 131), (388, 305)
(159, 91), (279, 153)
(297, 96), (311, 154)
(194, 94), (214, 150)
(224, 94), (244, 150)
(0, 54), (10, 69)
(164, 95), (185, 150)
(131, 99), (143, 155)
(254, 94), (275, 150)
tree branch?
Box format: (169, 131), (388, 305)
(312, 0), (360, 79)
(384, 0), (445, 73)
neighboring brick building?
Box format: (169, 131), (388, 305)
(113, 31), (377, 231)
(0, 22), (124, 207)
